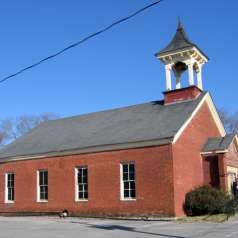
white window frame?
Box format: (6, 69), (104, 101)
(5, 173), (15, 203)
(37, 170), (48, 203)
(120, 163), (136, 201)
(227, 166), (238, 195)
(75, 167), (88, 202)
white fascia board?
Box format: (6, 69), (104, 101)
(228, 134), (238, 153)
(233, 135), (238, 149)
(157, 47), (208, 63)
(172, 92), (226, 144)
(192, 47), (209, 62)
(200, 150), (228, 155)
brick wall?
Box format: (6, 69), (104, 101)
(172, 101), (222, 216)
(226, 142), (238, 168)
(0, 145), (175, 217)
(164, 86), (202, 104)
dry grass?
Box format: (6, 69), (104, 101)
(177, 214), (229, 223)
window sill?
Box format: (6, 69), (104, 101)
(5, 201), (14, 204)
(37, 200), (48, 203)
(75, 199), (88, 202)
(120, 198), (136, 202)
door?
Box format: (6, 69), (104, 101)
(228, 172), (236, 195)
(227, 166), (238, 195)
(204, 156), (220, 188)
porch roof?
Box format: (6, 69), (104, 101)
(202, 134), (237, 153)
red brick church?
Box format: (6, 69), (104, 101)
(0, 23), (237, 217)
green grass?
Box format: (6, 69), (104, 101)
(177, 214), (229, 223)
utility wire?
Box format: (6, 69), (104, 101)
(0, 0), (163, 84)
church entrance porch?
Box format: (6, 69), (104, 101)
(201, 134), (238, 193)
(203, 156), (221, 188)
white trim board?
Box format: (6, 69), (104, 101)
(200, 150), (228, 155)
(172, 92), (226, 144)
(232, 135), (238, 152)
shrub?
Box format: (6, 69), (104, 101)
(223, 198), (238, 216)
(184, 186), (230, 216)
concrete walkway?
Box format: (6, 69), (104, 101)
(0, 216), (238, 238)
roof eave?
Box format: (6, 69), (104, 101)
(155, 46), (194, 58)
(0, 137), (174, 164)
(155, 46), (209, 62)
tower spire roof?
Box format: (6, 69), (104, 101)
(177, 16), (183, 29)
(156, 20), (196, 56)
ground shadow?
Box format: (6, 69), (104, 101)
(69, 221), (188, 238)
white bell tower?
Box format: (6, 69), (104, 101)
(155, 21), (209, 91)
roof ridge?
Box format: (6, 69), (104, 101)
(46, 100), (165, 124)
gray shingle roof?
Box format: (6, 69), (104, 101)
(202, 134), (236, 153)
(0, 92), (207, 161)
(155, 22), (208, 59)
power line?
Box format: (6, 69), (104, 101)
(0, 1), (163, 85)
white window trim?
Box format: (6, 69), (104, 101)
(75, 167), (88, 202)
(5, 173), (14, 204)
(36, 170), (48, 203)
(120, 163), (136, 201)
(227, 166), (238, 194)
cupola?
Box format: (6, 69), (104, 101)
(155, 20), (209, 103)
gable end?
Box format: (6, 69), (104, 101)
(172, 92), (226, 144)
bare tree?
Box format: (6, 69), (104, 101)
(0, 132), (5, 147)
(219, 108), (238, 134)
(0, 113), (58, 146)
(16, 113), (58, 138)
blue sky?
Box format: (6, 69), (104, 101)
(0, 0), (237, 119)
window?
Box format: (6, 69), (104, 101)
(121, 163), (136, 200)
(37, 170), (48, 202)
(5, 173), (14, 203)
(75, 167), (88, 201)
